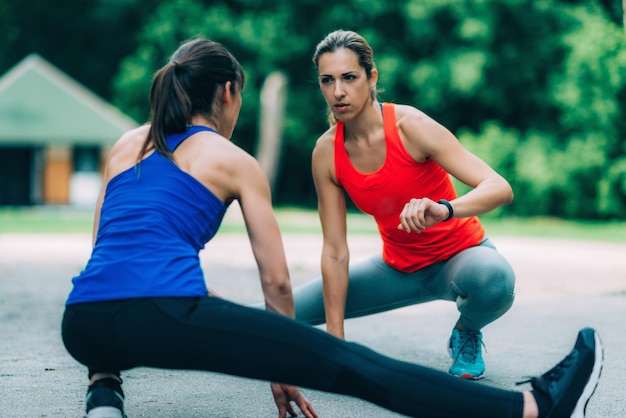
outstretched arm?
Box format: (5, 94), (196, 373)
(312, 138), (350, 339)
(234, 152), (318, 417)
(235, 152), (294, 317)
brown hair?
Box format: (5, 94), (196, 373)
(138, 38), (245, 161)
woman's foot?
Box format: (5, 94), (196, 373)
(85, 377), (126, 418)
(518, 328), (603, 418)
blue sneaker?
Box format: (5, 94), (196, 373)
(447, 328), (485, 380)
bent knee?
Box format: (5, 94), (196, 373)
(461, 263), (516, 304)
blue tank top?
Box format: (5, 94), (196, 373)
(66, 126), (228, 305)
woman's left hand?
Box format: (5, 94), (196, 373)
(270, 382), (319, 418)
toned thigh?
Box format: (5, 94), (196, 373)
(293, 255), (441, 324)
(427, 239), (515, 303)
(342, 256), (441, 319)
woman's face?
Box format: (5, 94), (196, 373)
(317, 48), (376, 122)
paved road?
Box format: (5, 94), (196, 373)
(0, 232), (625, 417)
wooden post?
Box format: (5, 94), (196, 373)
(256, 71), (288, 191)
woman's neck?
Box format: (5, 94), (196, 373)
(342, 100), (383, 142)
(190, 115), (220, 133)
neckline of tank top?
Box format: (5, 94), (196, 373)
(186, 124), (218, 134)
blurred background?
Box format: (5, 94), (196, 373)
(0, 0), (625, 222)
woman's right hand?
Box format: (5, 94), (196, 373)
(270, 383), (319, 418)
(397, 197), (451, 233)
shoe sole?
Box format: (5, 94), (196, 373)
(456, 372), (485, 380)
(570, 329), (604, 418)
(85, 406), (126, 418)
(447, 337), (485, 380)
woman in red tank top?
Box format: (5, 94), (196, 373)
(292, 29), (517, 382)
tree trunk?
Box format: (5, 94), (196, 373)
(256, 71), (288, 191)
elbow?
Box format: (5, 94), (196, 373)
(261, 273), (295, 318)
(274, 280), (293, 296)
(495, 177), (514, 206)
(503, 182), (514, 205)
(262, 274), (293, 295)
(321, 244), (350, 266)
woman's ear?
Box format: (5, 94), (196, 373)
(221, 81), (233, 105)
(369, 68), (378, 89)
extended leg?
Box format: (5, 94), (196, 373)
(63, 297), (524, 418)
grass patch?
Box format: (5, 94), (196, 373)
(1, 206), (625, 244)
(480, 216), (626, 243)
(0, 206), (94, 233)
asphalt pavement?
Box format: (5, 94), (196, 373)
(0, 231), (625, 418)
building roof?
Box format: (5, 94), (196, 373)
(0, 53), (138, 146)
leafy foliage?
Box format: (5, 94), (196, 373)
(3, 0), (625, 218)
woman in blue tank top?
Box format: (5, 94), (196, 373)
(61, 38), (602, 418)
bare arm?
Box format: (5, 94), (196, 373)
(235, 153), (294, 318)
(312, 137), (350, 339)
(397, 107), (513, 233)
(230, 149), (323, 417)
(427, 130), (513, 217)
(91, 178), (106, 247)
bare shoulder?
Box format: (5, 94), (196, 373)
(312, 125), (337, 160)
(392, 104), (455, 160)
(196, 130), (256, 166)
(310, 125), (340, 186)
(393, 104), (442, 134)
(104, 125), (151, 176)
(395, 104), (452, 139)
(110, 124), (151, 155)
(173, 131), (264, 202)
(180, 131), (258, 180)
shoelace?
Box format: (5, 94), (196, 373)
(453, 331), (486, 363)
(516, 352), (577, 387)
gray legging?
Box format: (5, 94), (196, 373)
(292, 238), (515, 331)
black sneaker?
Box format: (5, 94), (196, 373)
(517, 328), (603, 418)
(85, 378), (127, 418)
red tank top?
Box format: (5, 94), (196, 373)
(334, 103), (485, 272)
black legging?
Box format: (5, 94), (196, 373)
(62, 296), (523, 418)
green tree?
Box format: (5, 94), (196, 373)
(0, 0), (160, 99)
(105, 0), (626, 216)
(113, 0), (327, 205)
(547, 3), (626, 218)
(6, 0), (626, 215)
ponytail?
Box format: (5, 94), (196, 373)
(138, 63), (192, 162)
(137, 38), (245, 163)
